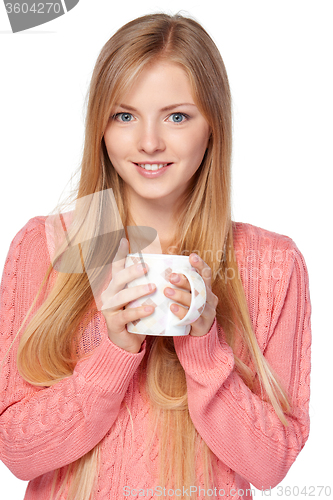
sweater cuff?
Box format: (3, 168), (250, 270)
(173, 318), (234, 383)
(74, 335), (146, 394)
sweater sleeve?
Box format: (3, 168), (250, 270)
(173, 239), (311, 490)
(0, 218), (145, 481)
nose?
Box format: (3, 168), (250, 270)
(137, 121), (166, 155)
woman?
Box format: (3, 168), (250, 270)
(0, 12), (311, 500)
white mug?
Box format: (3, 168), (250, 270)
(124, 253), (206, 336)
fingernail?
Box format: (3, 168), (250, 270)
(170, 273), (180, 283)
(171, 304), (179, 312)
(191, 254), (199, 262)
(165, 287), (175, 296)
(145, 283), (155, 292)
(144, 306), (154, 312)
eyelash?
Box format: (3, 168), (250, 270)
(111, 112), (190, 123)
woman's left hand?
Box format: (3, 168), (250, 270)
(164, 253), (219, 337)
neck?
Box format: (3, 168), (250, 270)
(126, 192), (181, 254)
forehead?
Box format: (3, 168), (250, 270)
(119, 61), (195, 105)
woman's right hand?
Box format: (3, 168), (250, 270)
(100, 238), (156, 354)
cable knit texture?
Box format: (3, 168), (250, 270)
(0, 217), (311, 499)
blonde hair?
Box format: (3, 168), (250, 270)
(15, 12), (290, 499)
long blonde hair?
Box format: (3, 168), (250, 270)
(15, 12), (290, 499)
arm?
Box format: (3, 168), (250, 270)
(0, 218), (145, 481)
(174, 241), (311, 490)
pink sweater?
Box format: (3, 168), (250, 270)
(0, 217), (311, 499)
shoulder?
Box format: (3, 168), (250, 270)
(10, 216), (47, 242)
(8, 216), (48, 254)
(232, 220), (310, 312)
(231, 222), (310, 350)
(3, 216), (50, 276)
(0, 217), (52, 342)
(232, 221), (305, 273)
(233, 221), (295, 250)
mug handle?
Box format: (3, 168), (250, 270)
(169, 267), (206, 327)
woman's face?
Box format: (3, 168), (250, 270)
(103, 60), (211, 206)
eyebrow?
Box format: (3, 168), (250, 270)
(115, 103), (197, 112)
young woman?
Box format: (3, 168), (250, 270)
(0, 12), (311, 500)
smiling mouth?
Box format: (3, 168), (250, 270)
(135, 163), (172, 171)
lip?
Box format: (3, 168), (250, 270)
(133, 162), (173, 178)
(135, 161), (172, 165)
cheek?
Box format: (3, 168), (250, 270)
(104, 128), (128, 160)
(182, 126), (210, 163)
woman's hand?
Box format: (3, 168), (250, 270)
(100, 238), (156, 353)
(164, 253), (218, 337)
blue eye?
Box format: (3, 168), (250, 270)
(169, 113), (189, 123)
(113, 112), (133, 122)
(111, 112), (189, 123)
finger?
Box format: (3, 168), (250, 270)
(101, 282), (156, 311)
(170, 298), (214, 320)
(189, 254), (212, 286)
(164, 286), (191, 308)
(169, 256), (212, 290)
(124, 304), (155, 332)
(170, 302), (216, 338)
(110, 258), (149, 291)
(103, 255), (149, 297)
(170, 303), (189, 320)
(169, 289), (218, 323)
(169, 272), (191, 290)
(111, 238), (129, 273)
(123, 304), (156, 329)
(109, 304), (156, 333)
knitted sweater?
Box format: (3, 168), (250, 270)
(0, 217), (311, 500)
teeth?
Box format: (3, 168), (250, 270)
(138, 163), (168, 171)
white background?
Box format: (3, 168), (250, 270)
(0, 1), (332, 499)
